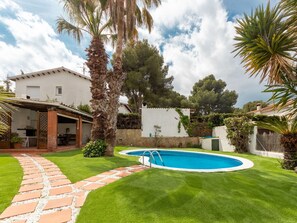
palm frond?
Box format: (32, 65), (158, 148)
(56, 17), (84, 43)
(255, 116), (291, 134)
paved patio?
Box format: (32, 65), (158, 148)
(0, 154), (147, 223)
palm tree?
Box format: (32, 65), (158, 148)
(57, 0), (160, 156)
(233, 1), (297, 85)
(103, 0), (160, 155)
(0, 92), (14, 136)
(255, 116), (297, 169)
(57, 0), (112, 143)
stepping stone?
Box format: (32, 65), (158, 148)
(23, 174), (42, 180)
(19, 183), (43, 193)
(75, 195), (87, 208)
(82, 183), (105, 191)
(14, 220), (27, 223)
(101, 178), (119, 184)
(100, 171), (116, 176)
(74, 181), (88, 189)
(48, 175), (67, 182)
(47, 171), (63, 176)
(0, 202), (38, 219)
(22, 178), (43, 185)
(114, 167), (128, 171)
(130, 168), (145, 173)
(116, 172), (131, 177)
(50, 179), (71, 187)
(43, 197), (73, 210)
(13, 191), (42, 202)
(49, 186), (72, 196)
(39, 209), (72, 223)
(85, 176), (105, 182)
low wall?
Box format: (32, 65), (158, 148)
(212, 126), (235, 152)
(116, 129), (199, 148)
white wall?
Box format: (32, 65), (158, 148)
(212, 126), (236, 152)
(11, 108), (37, 137)
(141, 107), (189, 137)
(15, 71), (91, 107)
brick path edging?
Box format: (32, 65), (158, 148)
(0, 154), (147, 223)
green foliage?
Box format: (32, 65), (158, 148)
(255, 116), (297, 135)
(122, 40), (189, 112)
(224, 116), (254, 153)
(117, 113), (141, 129)
(82, 140), (107, 157)
(10, 133), (23, 144)
(242, 100), (268, 113)
(175, 108), (190, 134)
(189, 75), (238, 115)
(77, 104), (92, 114)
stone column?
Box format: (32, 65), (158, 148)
(76, 116), (83, 148)
(47, 109), (58, 151)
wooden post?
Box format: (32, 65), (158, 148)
(47, 109), (58, 151)
(76, 116), (83, 148)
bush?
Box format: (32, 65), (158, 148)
(82, 140), (107, 157)
(224, 116), (253, 153)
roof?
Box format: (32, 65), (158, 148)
(249, 100), (294, 114)
(7, 98), (93, 120)
(8, 67), (91, 81)
(120, 103), (132, 113)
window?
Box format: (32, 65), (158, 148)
(26, 86), (40, 100)
(56, 86), (62, 96)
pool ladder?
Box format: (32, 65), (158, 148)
(142, 150), (164, 168)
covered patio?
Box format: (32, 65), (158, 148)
(0, 99), (92, 153)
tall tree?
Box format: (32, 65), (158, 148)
(121, 40), (174, 112)
(104, 0), (160, 154)
(57, 0), (160, 156)
(57, 0), (111, 146)
(189, 75), (238, 115)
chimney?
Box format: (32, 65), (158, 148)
(256, 103), (262, 111)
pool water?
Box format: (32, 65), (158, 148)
(122, 149), (254, 172)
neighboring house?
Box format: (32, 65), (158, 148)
(249, 101), (294, 116)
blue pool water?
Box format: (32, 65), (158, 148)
(126, 150), (243, 170)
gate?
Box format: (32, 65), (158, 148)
(256, 131), (284, 152)
(37, 112), (48, 149)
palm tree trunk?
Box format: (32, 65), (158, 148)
(105, 0), (126, 156)
(86, 37), (108, 141)
(280, 134), (297, 169)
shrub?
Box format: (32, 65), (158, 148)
(82, 140), (107, 157)
(77, 104), (92, 114)
(224, 116), (253, 153)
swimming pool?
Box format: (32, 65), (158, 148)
(120, 149), (254, 172)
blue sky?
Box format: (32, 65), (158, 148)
(0, 0), (279, 106)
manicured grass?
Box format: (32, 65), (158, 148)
(76, 149), (297, 223)
(43, 147), (139, 183)
(0, 154), (23, 213)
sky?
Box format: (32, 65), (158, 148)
(0, 0), (279, 107)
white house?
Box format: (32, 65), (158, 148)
(8, 67), (131, 113)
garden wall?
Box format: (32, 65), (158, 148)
(116, 129), (199, 148)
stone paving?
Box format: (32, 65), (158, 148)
(0, 154), (147, 223)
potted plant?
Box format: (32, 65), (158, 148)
(11, 133), (23, 149)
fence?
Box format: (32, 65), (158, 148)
(256, 132), (284, 153)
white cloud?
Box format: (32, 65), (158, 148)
(0, 1), (85, 79)
(139, 0), (270, 106)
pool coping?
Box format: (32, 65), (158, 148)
(120, 149), (254, 172)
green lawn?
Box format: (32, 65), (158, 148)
(0, 154), (23, 213)
(43, 147), (139, 183)
(74, 149), (297, 223)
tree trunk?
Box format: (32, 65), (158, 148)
(280, 134), (297, 170)
(105, 0), (125, 156)
(86, 37), (108, 141)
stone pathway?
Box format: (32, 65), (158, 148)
(0, 154), (147, 223)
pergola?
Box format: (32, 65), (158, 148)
(0, 98), (93, 151)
